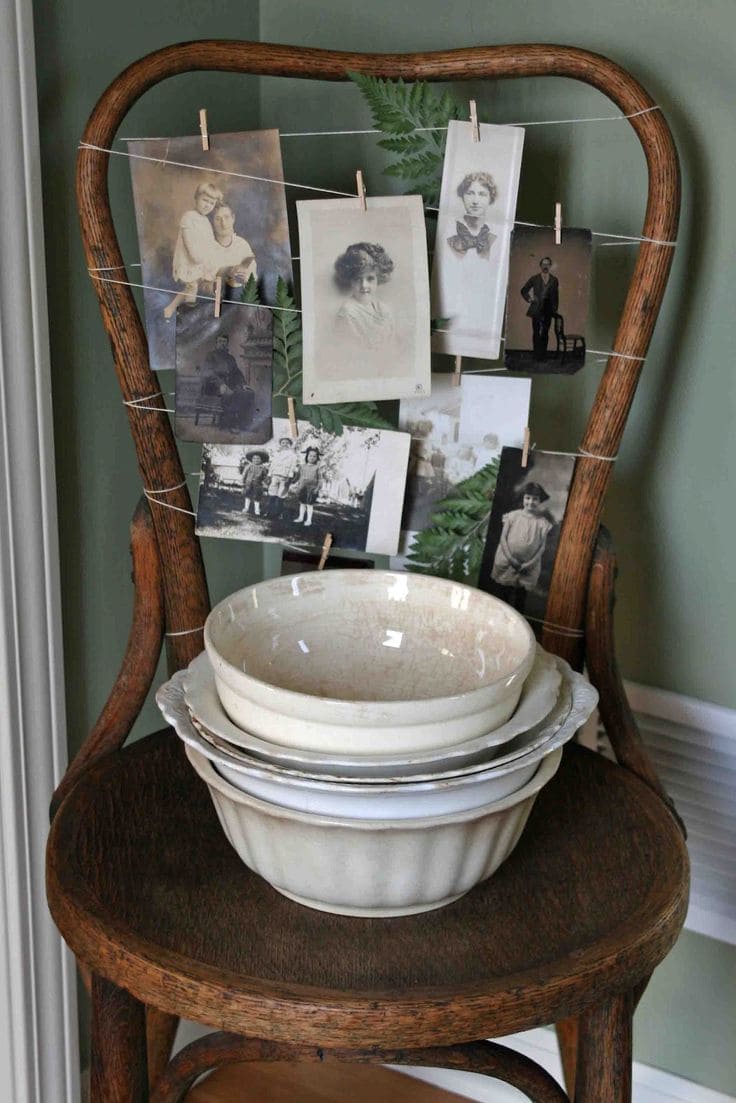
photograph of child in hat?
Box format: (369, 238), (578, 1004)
(196, 418), (410, 556)
(504, 226), (592, 374)
(127, 129), (292, 373)
(479, 447), (576, 621)
(296, 195), (430, 403)
(241, 450), (270, 516)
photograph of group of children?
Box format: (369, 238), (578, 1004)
(195, 419), (411, 557)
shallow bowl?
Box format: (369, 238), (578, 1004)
(203, 570), (536, 755)
(183, 647), (563, 780)
(184, 741), (563, 917)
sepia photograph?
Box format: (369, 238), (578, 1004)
(296, 195), (431, 403)
(195, 417), (411, 556)
(127, 130), (292, 372)
(431, 121), (525, 360)
(398, 374), (531, 535)
(478, 447), (576, 622)
(504, 227), (592, 373)
(175, 300), (273, 444)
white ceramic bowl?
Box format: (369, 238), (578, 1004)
(184, 646), (560, 779)
(203, 570), (536, 755)
(161, 672), (542, 816)
(184, 741), (563, 917)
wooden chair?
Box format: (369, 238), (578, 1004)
(552, 313), (586, 362)
(46, 41), (689, 1103)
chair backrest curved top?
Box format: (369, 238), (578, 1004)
(76, 40), (680, 671)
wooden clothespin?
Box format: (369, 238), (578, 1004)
(554, 202), (562, 246)
(521, 427), (531, 468)
(213, 276), (223, 318)
(287, 396), (298, 439)
(317, 533), (333, 571)
(356, 170), (367, 211)
(469, 99), (480, 143)
(199, 108), (209, 152)
(452, 354), (463, 386)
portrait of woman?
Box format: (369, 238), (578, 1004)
(333, 242), (395, 349)
(430, 120), (524, 360)
(447, 171), (498, 260)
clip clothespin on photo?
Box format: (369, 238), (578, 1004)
(213, 276), (223, 318)
(287, 396), (298, 439)
(199, 108), (209, 152)
(317, 533), (334, 571)
(469, 99), (480, 142)
(356, 169), (367, 211)
(521, 427), (531, 468)
(554, 202), (563, 246)
(452, 354), (463, 386)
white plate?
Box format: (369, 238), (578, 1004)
(183, 646), (562, 779)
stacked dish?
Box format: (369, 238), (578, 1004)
(157, 570), (598, 917)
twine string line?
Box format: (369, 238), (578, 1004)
(119, 104), (662, 142)
(79, 139), (677, 249)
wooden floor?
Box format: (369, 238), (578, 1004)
(187, 1062), (472, 1103)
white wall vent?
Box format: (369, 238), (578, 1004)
(583, 682), (736, 945)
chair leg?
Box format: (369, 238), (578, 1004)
(554, 1016), (578, 1098)
(90, 974), (149, 1103)
(574, 991), (633, 1103)
(147, 1009), (180, 1094)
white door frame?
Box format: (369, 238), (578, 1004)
(0, 0), (80, 1100)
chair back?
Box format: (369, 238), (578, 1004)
(76, 41), (680, 673)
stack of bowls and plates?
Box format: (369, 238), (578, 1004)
(156, 569), (598, 917)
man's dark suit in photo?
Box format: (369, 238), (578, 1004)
(520, 257), (559, 359)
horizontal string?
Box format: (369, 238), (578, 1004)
(143, 490), (196, 518)
(121, 104), (662, 143)
(81, 139), (676, 248)
(165, 625), (204, 637)
(89, 271), (302, 313)
(143, 478), (187, 495)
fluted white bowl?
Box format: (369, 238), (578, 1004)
(184, 741), (563, 917)
(203, 570), (536, 755)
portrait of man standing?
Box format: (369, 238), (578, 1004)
(520, 256), (559, 360)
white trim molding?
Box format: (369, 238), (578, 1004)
(0, 1), (79, 1101)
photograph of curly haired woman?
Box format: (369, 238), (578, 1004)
(431, 120), (525, 361)
(297, 195), (431, 404)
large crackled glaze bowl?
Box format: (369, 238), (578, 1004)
(203, 570), (536, 756)
(184, 740), (563, 917)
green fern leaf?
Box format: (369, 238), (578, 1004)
(240, 273), (260, 305)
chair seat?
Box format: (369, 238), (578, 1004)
(47, 730), (688, 1049)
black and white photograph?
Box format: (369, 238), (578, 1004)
(504, 227), (592, 373)
(127, 130), (293, 372)
(478, 447), (576, 621)
(431, 121), (525, 360)
(296, 196), (431, 403)
(398, 374), (531, 535)
(174, 300), (273, 444)
(195, 417), (411, 556)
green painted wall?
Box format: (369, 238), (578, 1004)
(32, 0), (735, 1093)
(258, 6), (736, 1090)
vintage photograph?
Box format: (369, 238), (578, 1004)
(431, 121), (525, 360)
(174, 300), (273, 444)
(296, 196), (431, 403)
(504, 227), (592, 373)
(478, 447), (576, 621)
(195, 417), (411, 556)
(398, 374), (531, 535)
(127, 130), (293, 372)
